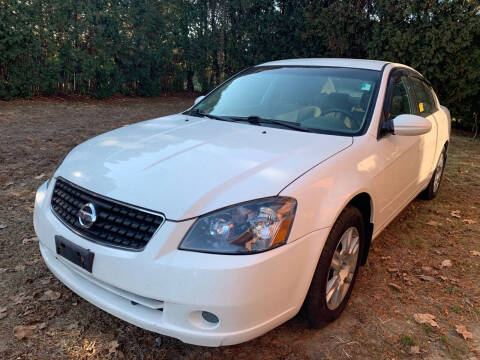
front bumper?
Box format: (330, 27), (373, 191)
(34, 180), (329, 346)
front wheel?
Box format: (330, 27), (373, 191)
(305, 206), (365, 327)
(421, 148), (446, 200)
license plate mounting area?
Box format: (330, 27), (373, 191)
(55, 235), (94, 273)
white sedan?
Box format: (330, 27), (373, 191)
(34, 58), (450, 346)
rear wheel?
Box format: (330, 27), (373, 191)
(421, 148), (446, 200)
(305, 206), (365, 327)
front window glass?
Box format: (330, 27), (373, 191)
(387, 76), (413, 120)
(192, 66), (381, 135)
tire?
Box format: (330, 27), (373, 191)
(305, 205), (365, 328)
(420, 148), (446, 200)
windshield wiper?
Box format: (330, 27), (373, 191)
(187, 108), (234, 123)
(239, 116), (312, 132)
(187, 110), (312, 133)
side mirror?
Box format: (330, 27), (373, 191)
(382, 114), (432, 136)
(194, 95), (205, 105)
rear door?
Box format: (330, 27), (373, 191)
(408, 75), (439, 185)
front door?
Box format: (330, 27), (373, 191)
(373, 71), (424, 231)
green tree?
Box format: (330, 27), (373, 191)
(0, 0), (478, 130)
(368, 0), (480, 128)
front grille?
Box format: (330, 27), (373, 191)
(51, 177), (165, 251)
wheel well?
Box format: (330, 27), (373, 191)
(347, 193), (373, 266)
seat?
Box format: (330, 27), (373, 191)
(323, 93), (353, 113)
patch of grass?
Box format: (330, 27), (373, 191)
(440, 334), (470, 360)
(446, 285), (461, 295)
(400, 335), (416, 347)
(422, 324), (434, 334)
(451, 305), (462, 314)
(399, 232), (425, 249)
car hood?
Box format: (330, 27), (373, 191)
(56, 114), (352, 220)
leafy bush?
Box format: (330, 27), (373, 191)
(0, 0), (478, 129)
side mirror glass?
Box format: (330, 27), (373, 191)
(391, 114), (432, 136)
(194, 95), (205, 105)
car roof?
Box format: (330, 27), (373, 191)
(257, 58), (390, 71)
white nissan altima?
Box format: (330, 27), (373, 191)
(34, 58), (450, 346)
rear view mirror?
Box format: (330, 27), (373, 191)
(391, 114), (432, 136)
(194, 95), (205, 105)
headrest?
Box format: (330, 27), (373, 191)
(326, 93), (352, 109)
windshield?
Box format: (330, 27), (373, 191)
(190, 66), (381, 135)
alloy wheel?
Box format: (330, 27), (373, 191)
(326, 226), (360, 310)
(433, 152), (445, 193)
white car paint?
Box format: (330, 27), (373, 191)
(392, 114), (432, 136)
(58, 118), (352, 221)
(34, 58), (450, 346)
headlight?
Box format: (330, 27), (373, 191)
(179, 197), (297, 254)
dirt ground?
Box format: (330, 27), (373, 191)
(0, 97), (479, 360)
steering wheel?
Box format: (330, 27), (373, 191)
(296, 106), (322, 122)
(321, 108), (360, 129)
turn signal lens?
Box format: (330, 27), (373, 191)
(179, 197), (297, 254)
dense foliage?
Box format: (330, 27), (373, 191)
(0, 0), (479, 128)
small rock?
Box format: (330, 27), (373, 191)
(441, 259), (452, 268)
(0, 224), (6, 230)
(15, 265), (25, 272)
(39, 290), (61, 301)
(422, 266), (433, 272)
